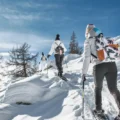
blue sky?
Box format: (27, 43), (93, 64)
(0, 0), (120, 57)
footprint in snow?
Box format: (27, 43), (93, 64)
(74, 108), (82, 117)
(73, 105), (80, 110)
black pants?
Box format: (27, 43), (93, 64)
(93, 62), (120, 113)
(54, 54), (64, 76)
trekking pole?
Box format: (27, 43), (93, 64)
(64, 57), (68, 68)
(65, 60), (68, 68)
(47, 58), (49, 77)
(82, 77), (86, 120)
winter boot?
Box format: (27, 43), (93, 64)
(115, 115), (120, 120)
(93, 109), (107, 119)
(58, 72), (67, 81)
(58, 72), (62, 78)
(93, 109), (104, 114)
(58, 72), (60, 77)
(58, 72), (62, 77)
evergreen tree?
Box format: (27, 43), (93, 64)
(69, 31), (83, 55)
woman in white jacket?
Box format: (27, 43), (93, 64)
(39, 52), (47, 72)
(82, 24), (120, 120)
(47, 34), (67, 78)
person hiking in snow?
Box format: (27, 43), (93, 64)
(82, 24), (120, 120)
(39, 52), (47, 72)
(47, 34), (67, 79)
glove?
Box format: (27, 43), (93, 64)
(47, 54), (50, 58)
(81, 74), (86, 82)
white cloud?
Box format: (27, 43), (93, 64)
(0, 2), (62, 22)
(0, 52), (9, 57)
(2, 14), (52, 23)
(0, 43), (15, 49)
(16, 2), (62, 9)
(0, 31), (53, 52)
(2, 14), (40, 21)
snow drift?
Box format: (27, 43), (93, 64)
(0, 54), (120, 120)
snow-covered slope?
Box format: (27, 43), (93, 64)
(113, 36), (120, 43)
(0, 54), (120, 120)
(63, 54), (81, 63)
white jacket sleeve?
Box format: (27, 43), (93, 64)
(61, 43), (67, 53)
(48, 42), (55, 55)
(81, 39), (91, 75)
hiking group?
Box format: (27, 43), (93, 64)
(39, 24), (120, 120)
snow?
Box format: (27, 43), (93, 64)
(113, 36), (120, 43)
(0, 54), (120, 120)
(63, 54), (81, 63)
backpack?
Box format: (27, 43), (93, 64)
(55, 42), (64, 55)
(95, 37), (119, 61)
(41, 56), (47, 61)
(90, 27), (120, 61)
(41, 52), (47, 61)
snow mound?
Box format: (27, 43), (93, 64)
(3, 75), (65, 104)
(113, 36), (120, 42)
(1, 54), (120, 120)
(63, 54), (81, 63)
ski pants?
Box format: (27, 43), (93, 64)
(93, 62), (120, 113)
(54, 54), (64, 76)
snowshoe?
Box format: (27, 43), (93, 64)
(115, 115), (120, 120)
(93, 109), (109, 120)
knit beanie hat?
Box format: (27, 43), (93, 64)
(42, 52), (44, 56)
(93, 28), (103, 37)
(93, 28), (102, 36)
(55, 34), (60, 40)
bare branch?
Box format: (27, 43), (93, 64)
(7, 43), (38, 78)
